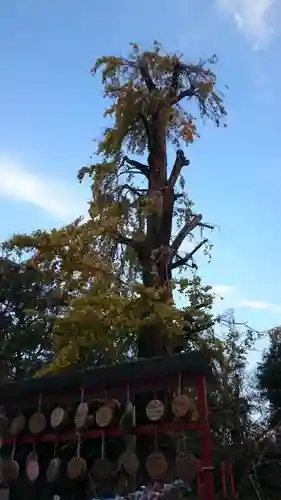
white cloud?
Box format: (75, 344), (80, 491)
(212, 284), (235, 296)
(211, 285), (281, 315)
(238, 299), (281, 312)
(0, 159), (87, 222)
(216, 0), (275, 45)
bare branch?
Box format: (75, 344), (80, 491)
(115, 234), (140, 250)
(123, 156), (149, 178)
(171, 87), (196, 105)
(171, 214), (203, 252)
(137, 57), (156, 92)
(170, 256), (195, 271)
(169, 149), (190, 188)
(199, 222), (215, 230)
(137, 112), (153, 150)
(118, 183), (145, 198)
(170, 239), (207, 270)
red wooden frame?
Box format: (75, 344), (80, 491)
(0, 353), (216, 500)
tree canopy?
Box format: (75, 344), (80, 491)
(0, 252), (62, 380)
(4, 41), (227, 373)
(257, 327), (281, 427)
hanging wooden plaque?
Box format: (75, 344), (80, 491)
(175, 454), (198, 481)
(67, 456), (87, 480)
(95, 405), (113, 428)
(121, 451), (139, 476)
(74, 402), (89, 430)
(26, 459), (40, 482)
(1, 460), (20, 483)
(145, 452), (167, 479)
(28, 412), (46, 435)
(50, 406), (66, 429)
(146, 400), (164, 422)
(107, 398), (121, 410)
(46, 458), (61, 483)
(9, 414), (26, 436)
(172, 394), (194, 418)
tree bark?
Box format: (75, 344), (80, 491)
(136, 113), (174, 359)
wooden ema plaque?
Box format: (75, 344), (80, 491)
(146, 399), (165, 422)
(50, 406), (66, 429)
(1, 460), (19, 483)
(145, 451), (168, 479)
(28, 412), (46, 435)
(120, 451), (139, 476)
(95, 405), (113, 428)
(74, 402), (89, 430)
(67, 457), (87, 480)
(9, 414), (26, 436)
(46, 457), (61, 483)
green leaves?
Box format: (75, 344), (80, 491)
(90, 42), (226, 160)
(1, 41), (228, 373)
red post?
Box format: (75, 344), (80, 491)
(220, 462), (227, 498)
(228, 462), (236, 498)
(196, 374), (215, 500)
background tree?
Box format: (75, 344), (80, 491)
(5, 41), (226, 372)
(257, 326), (281, 427)
(0, 250), (64, 380)
(205, 314), (272, 499)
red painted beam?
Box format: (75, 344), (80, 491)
(1, 419), (199, 446)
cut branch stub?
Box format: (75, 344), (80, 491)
(172, 214), (202, 253)
(169, 149), (190, 188)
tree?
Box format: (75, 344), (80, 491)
(0, 251), (65, 380)
(3, 220), (132, 373)
(82, 42), (226, 357)
(257, 326), (281, 427)
(210, 313), (258, 446)
(204, 314), (272, 500)
(5, 41), (226, 372)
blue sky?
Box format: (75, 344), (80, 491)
(0, 0), (280, 364)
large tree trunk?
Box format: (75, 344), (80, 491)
(135, 135), (175, 483)
(137, 121), (174, 359)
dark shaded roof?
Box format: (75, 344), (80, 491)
(0, 351), (215, 401)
